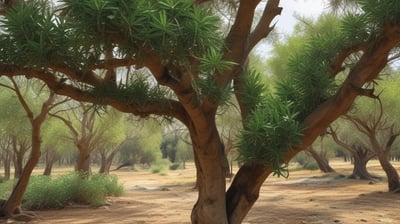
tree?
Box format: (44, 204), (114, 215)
(328, 126), (377, 180)
(1, 1), (400, 223)
(94, 109), (127, 174)
(0, 77), (63, 219)
(40, 116), (73, 176)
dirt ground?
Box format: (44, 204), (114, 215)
(5, 160), (400, 224)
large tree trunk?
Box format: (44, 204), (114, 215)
(76, 148), (91, 174)
(76, 140), (91, 175)
(190, 127), (228, 224)
(377, 152), (400, 191)
(305, 147), (336, 173)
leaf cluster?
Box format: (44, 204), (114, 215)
(358, 0), (400, 27)
(275, 16), (345, 120)
(237, 70), (302, 177)
(91, 74), (169, 107)
(62, 0), (223, 64)
(238, 95), (303, 177)
(0, 1), (92, 69)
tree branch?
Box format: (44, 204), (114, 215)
(246, 0), (282, 56)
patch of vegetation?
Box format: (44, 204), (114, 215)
(0, 172), (124, 210)
(0, 179), (15, 200)
(150, 159), (170, 174)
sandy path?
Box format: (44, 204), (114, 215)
(7, 160), (400, 224)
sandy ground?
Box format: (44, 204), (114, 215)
(4, 160), (400, 224)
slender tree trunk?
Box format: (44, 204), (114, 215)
(43, 150), (56, 176)
(2, 124), (41, 218)
(305, 147), (335, 173)
(377, 152), (400, 191)
(99, 151), (116, 174)
(2, 151), (11, 180)
(13, 149), (24, 179)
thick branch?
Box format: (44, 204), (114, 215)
(329, 42), (369, 77)
(246, 0), (282, 56)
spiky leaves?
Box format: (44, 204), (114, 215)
(238, 96), (302, 177)
(358, 0), (400, 27)
(0, 2), (88, 68)
(62, 0), (222, 65)
(237, 70), (302, 177)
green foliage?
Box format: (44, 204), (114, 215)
(0, 1), (89, 68)
(358, 0), (400, 27)
(91, 73), (168, 107)
(239, 69), (268, 113)
(20, 172), (123, 209)
(61, 0), (222, 64)
(238, 95), (303, 177)
(275, 16), (344, 120)
(0, 180), (15, 200)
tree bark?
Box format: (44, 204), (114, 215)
(76, 144), (91, 175)
(190, 127), (228, 224)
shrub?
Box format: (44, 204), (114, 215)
(22, 172), (124, 209)
(150, 159), (170, 174)
(0, 180), (15, 200)
(23, 175), (70, 209)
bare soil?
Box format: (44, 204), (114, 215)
(4, 160), (400, 224)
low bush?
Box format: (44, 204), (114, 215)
(150, 159), (170, 174)
(20, 172), (124, 209)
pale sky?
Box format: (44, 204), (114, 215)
(276, 0), (328, 34)
(255, 1), (328, 57)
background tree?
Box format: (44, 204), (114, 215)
(0, 77), (62, 219)
(1, 1), (400, 223)
(94, 109), (127, 174)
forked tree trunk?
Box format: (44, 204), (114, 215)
(99, 151), (116, 174)
(377, 152), (400, 191)
(350, 148), (376, 180)
(43, 150), (57, 176)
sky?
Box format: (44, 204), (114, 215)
(276, 0), (328, 34)
(255, 1), (329, 57)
